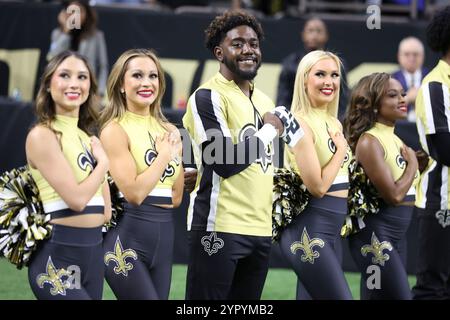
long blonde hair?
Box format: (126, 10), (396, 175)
(99, 48), (168, 131)
(290, 50), (342, 118)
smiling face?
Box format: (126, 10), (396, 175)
(305, 57), (340, 109)
(121, 56), (159, 115)
(378, 78), (407, 125)
(50, 55), (90, 117)
(217, 25), (262, 82)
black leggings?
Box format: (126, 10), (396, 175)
(278, 195), (353, 300)
(103, 204), (174, 300)
(28, 224), (104, 300)
(348, 205), (413, 300)
(412, 207), (450, 300)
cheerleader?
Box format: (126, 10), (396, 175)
(100, 49), (183, 300)
(27, 51), (111, 300)
(279, 50), (353, 300)
(344, 72), (419, 299)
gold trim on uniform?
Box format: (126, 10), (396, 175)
(104, 236), (138, 276)
(290, 227), (325, 264)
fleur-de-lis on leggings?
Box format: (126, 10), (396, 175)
(290, 228), (325, 264)
(104, 236), (138, 276)
(36, 257), (72, 296)
(361, 232), (393, 266)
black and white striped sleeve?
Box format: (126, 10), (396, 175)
(422, 81), (450, 134)
(189, 89), (273, 178)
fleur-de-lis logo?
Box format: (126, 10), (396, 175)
(145, 132), (177, 182)
(326, 123), (349, 167)
(396, 155), (406, 169)
(36, 257), (72, 296)
(436, 210), (450, 228)
(201, 232), (224, 256)
(238, 110), (273, 173)
(77, 137), (96, 172)
(104, 236), (138, 276)
(290, 228), (325, 264)
(361, 232), (393, 266)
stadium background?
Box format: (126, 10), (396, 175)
(0, 1), (436, 296)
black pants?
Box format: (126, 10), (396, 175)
(412, 207), (450, 300)
(28, 224), (104, 300)
(349, 205), (413, 300)
(103, 204), (174, 300)
(278, 195), (353, 300)
(185, 231), (272, 300)
(295, 234), (344, 300)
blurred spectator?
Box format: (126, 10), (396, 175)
(231, 0), (286, 16)
(391, 36), (428, 122)
(47, 0), (108, 97)
(277, 18), (328, 110)
(161, 0), (210, 9)
(276, 17), (348, 120)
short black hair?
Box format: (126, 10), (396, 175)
(426, 5), (450, 55)
(204, 10), (264, 53)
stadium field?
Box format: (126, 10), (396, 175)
(0, 258), (416, 300)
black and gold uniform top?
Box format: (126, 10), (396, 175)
(365, 122), (420, 202)
(29, 115), (104, 219)
(286, 108), (351, 192)
(415, 60), (450, 209)
(116, 111), (181, 205)
(183, 72), (275, 237)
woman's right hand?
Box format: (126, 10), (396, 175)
(401, 146), (419, 172)
(90, 136), (109, 172)
(155, 133), (173, 161)
(328, 128), (348, 156)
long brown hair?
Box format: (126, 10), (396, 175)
(35, 50), (99, 135)
(99, 48), (168, 131)
(343, 72), (391, 153)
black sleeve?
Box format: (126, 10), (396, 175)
(424, 81), (450, 134)
(426, 132), (450, 166)
(276, 55), (296, 109)
(201, 136), (265, 179)
(192, 89), (266, 179)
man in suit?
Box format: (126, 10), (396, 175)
(392, 36), (429, 122)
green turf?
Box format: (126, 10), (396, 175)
(0, 258), (416, 300)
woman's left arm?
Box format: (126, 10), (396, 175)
(102, 179), (112, 223)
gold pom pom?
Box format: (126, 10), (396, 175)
(272, 168), (311, 242)
(0, 166), (51, 269)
